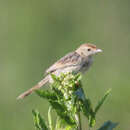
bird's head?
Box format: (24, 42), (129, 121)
(76, 43), (102, 57)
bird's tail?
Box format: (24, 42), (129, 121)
(17, 76), (49, 100)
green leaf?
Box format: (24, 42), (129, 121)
(98, 120), (118, 130)
(95, 89), (111, 114)
(32, 109), (48, 130)
(78, 88), (96, 127)
(49, 101), (76, 125)
(80, 96), (94, 119)
(51, 73), (60, 82)
(51, 87), (64, 99)
(80, 97), (96, 127)
(35, 90), (57, 101)
(73, 73), (80, 80)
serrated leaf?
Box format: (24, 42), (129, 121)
(49, 101), (76, 125)
(51, 73), (60, 83)
(35, 90), (57, 101)
(95, 89), (111, 114)
(32, 109), (48, 130)
(98, 120), (118, 130)
(80, 98), (96, 127)
(80, 96), (94, 119)
(51, 87), (64, 99)
(74, 73), (82, 81)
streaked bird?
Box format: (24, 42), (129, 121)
(17, 43), (102, 99)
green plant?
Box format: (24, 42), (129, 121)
(32, 73), (117, 130)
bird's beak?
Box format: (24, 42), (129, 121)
(96, 48), (102, 53)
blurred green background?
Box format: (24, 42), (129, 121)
(1, 0), (130, 129)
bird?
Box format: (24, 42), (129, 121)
(17, 43), (102, 99)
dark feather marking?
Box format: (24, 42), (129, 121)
(45, 52), (81, 74)
(58, 52), (80, 64)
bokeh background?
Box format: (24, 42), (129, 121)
(1, 0), (130, 129)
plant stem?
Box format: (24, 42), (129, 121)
(48, 106), (53, 130)
(78, 112), (82, 130)
(75, 112), (82, 130)
(55, 116), (60, 130)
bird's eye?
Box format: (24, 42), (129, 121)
(88, 48), (91, 51)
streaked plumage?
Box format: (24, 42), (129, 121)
(17, 43), (102, 99)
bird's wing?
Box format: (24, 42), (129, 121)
(45, 52), (82, 74)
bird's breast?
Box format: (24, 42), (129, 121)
(80, 57), (93, 73)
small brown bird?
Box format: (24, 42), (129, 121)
(17, 43), (102, 99)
